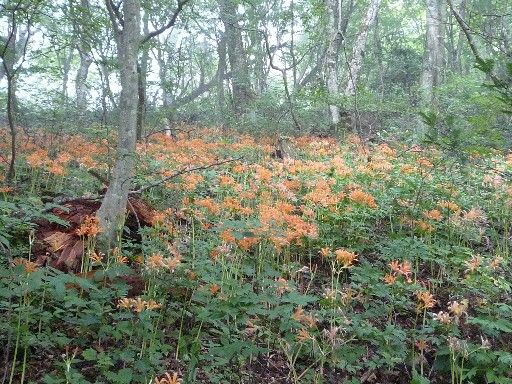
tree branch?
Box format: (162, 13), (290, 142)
(130, 157), (242, 194)
(141, 0), (190, 44)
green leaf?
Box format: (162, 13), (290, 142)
(411, 371), (430, 384)
(82, 348), (97, 361)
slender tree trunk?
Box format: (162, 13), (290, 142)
(75, 0), (93, 113)
(61, 49), (73, 98)
(76, 49), (93, 112)
(344, 0), (382, 97)
(97, 0), (141, 247)
(454, 0), (467, 73)
(324, 0), (342, 129)
(216, 33), (227, 126)
(219, 0), (252, 115)
(423, 0), (443, 104)
(136, 12), (149, 140)
(5, 73), (16, 181)
(2, 20), (19, 181)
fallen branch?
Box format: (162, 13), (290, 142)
(129, 157), (243, 194)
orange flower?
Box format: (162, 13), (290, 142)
(238, 236), (259, 251)
(423, 209), (442, 221)
(26, 149), (49, 168)
(334, 249), (358, 268)
(181, 173), (204, 191)
(117, 298), (132, 310)
(145, 300), (162, 311)
(0, 186), (13, 193)
(292, 307), (316, 328)
(388, 260), (413, 283)
(89, 252), (103, 264)
(416, 291), (436, 311)
(319, 247), (331, 258)
(465, 255), (481, 274)
(48, 161), (66, 176)
(219, 174), (236, 187)
(296, 328), (312, 343)
(164, 255), (182, 271)
(220, 229), (236, 244)
(154, 372), (181, 384)
(75, 215), (102, 237)
(438, 200), (460, 212)
(13, 258), (38, 273)
(417, 157), (433, 168)
(415, 339), (429, 352)
(209, 283), (221, 295)
(348, 189), (377, 208)
(133, 297), (146, 313)
(447, 299), (468, 319)
(433, 311), (452, 324)
(147, 253), (165, 269)
(195, 198), (220, 215)
(416, 220), (434, 233)
(489, 255), (504, 269)
(399, 260), (412, 277)
(383, 273), (397, 285)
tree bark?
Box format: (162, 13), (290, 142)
(423, 0), (444, 104)
(136, 12), (150, 140)
(1, 15), (23, 181)
(219, 0), (252, 115)
(97, 0), (141, 247)
(324, 0), (342, 128)
(216, 33), (227, 126)
(75, 0), (93, 113)
(344, 0), (382, 97)
(76, 49), (93, 111)
(98, 0), (188, 246)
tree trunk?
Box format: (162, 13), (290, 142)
(219, 0), (252, 115)
(61, 49), (74, 99)
(76, 49), (93, 112)
(136, 12), (149, 140)
(423, 0), (444, 104)
(2, 19), (19, 181)
(75, 0), (93, 113)
(344, 0), (382, 97)
(216, 33), (227, 125)
(97, 0), (141, 247)
(325, 0), (342, 129)
(454, 0), (468, 73)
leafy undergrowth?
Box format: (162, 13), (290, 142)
(1, 127), (512, 384)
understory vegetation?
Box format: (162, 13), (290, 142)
(1, 127), (512, 383)
(2, 0), (512, 382)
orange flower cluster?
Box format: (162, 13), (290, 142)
(146, 252), (182, 272)
(117, 297), (161, 313)
(423, 209), (443, 221)
(292, 307), (317, 327)
(75, 215), (102, 237)
(257, 202), (318, 248)
(386, 260), (413, 283)
(194, 197), (221, 215)
(304, 179), (342, 207)
(416, 290), (436, 311)
(13, 258), (39, 273)
(334, 249), (358, 268)
(348, 189), (377, 208)
(154, 372), (181, 384)
(438, 200), (460, 212)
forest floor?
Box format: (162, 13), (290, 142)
(1, 126), (512, 383)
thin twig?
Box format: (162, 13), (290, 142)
(129, 157), (243, 194)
